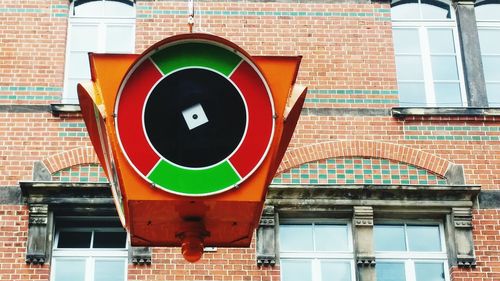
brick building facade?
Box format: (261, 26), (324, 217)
(1, 0), (499, 281)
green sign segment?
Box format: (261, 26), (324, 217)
(148, 160), (241, 195)
(151, 43), (242, 76)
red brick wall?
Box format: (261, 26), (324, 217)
(0, 205), (49, 280)
(0, 0), (499, 281)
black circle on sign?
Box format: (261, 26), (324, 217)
(144, 68), (247, 168)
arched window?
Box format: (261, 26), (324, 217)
(476, 0), (500, 106)
(62, 0), (136, 104)
(391, 0), (466, 107)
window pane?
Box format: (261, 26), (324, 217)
(476, 4), (500, 21)
(106, 25), (134, 53)
(94, 259), (126, 281)
(374, 225), (406, 251)
(434, 82), (462, 107)
(280, 225), (313, 251)
(391, 2), (420, 20)
(57, 231), (92, 248)
(428, 29), (455, 53)
(393, 29), (421, 53)
(487, 83), (500, 106)
(398, 82), (426, 106)
(321, 261), (352, 281)
(68, 52), (92, 78)
(396, 56), (424, 80)
(376, 262), (406, 281)
(73, 1), (135, 18)
(415, 262), (445, 281)
(407, 225), (442, 252)
(93, 231), (127, 248)
(69, 24), (99, 51)
(478, 29), (500, 54)
(421, 1), (452, 19)
(281, 260), (312, 281)
(53, 259), (86, 281)
(483, 56), (500, 81)
(431, 55), (458, 80)
(101, 1), (136, 18)
(314, 225), (349, 251)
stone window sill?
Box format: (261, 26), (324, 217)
(392, 107), (500, 118)
(50, 103), (81, 115)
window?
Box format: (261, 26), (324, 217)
(476, 1), (500, 106)
(391, 0), (466, 107)
(51, 218), (128, 281)
(374, 223), (449, 281)
(279, 221), (355, 281)
(62, 0), (135, 104)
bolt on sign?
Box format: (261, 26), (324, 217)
(78, 33), (307, 262)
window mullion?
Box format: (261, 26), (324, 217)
(312, 259), (321, 281)
(86, 257), (93, 281)
(407, 259), (416, 281)
(98, 22), (106, 53)
(420, 26), (436, 106)
(452, 25), (468, 106)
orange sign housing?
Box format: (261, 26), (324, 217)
(77, 33), (307, 262)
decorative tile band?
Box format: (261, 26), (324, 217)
(59, 122), (86, 128)
(0, 86), (63, 92)
(0, 86), (62, 101)
(305, 98), (397, 104)
(138, 7), (391, 21)
(404, 135), (500, 141)
(405, 125), (500, 132)
(404, 125), (500, 141)
(305, 89), (399, 105)
(272, 157), (447, 185)
(52, 164), (108, 183)
(59, 132), (89, 138)
(309, 89), (399, 95)
(0, 95), (60, 101)
(0, 8), (43, 13)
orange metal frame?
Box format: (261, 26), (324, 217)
(78, 33), (307, 261)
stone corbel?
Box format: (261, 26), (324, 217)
(130, 247), (152, 265)
(452, 207), (476, 267)
(353, 206), (375, 281)
(256, 205), (276, 266)
(26, 204), (51, 265)
(353, 206), (376, 266)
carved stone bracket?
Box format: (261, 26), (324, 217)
(131, 247), (152, 265)
(353, 206), (375, 281)
(356, 255), (376, 267)
(354, 206), (374, 226)
(256, 205), (276, 266)
(452, 207), (476, 267)
(26, 204), (50, 265)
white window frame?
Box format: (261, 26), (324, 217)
(62, 0), (136, 104)
(374, 221), (450, 281)
(476, 2), (500, 106)
(392, 0), (467, 107)
(51, 226), (128, 281)
(279, 219), (356, 281)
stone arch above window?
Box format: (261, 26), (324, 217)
(278, 141), (465, 185)
(52, 163), (108, 183)
(273, 157), (447, 186)
(42, 146), (99, 174)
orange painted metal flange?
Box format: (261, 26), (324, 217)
(78, 33), (307, 261)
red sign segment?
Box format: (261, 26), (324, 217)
(229, 61), (274, 178)
(116, 59), (162, 175)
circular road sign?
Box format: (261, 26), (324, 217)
(114, 34), (275, 196)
